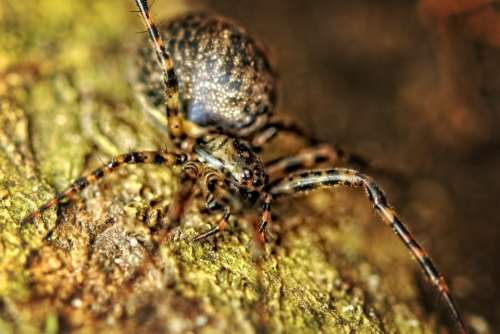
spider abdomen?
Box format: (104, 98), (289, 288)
(134, 12), (277, 137)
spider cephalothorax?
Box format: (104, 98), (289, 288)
(21, 1), (469, 333)
(195, 135), (267, 192)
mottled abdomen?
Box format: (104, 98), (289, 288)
(134, 12), (277, 137)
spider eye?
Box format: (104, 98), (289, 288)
(242, 168), (253, 181)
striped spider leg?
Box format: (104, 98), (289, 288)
(267, 167), (468, 334)
(20, 150), (189, 230)
(134, 0), (212, 148)
(163, 161), (201, 229)
(192, 170), (232, 241)
(254, 123), (369, 177)
(265, 144), (347, 182)
(250, 117), (319, 149)
(133, 0), (185, 141)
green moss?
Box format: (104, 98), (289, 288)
(0, 0), (442, 333)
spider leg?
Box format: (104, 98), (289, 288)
(257, 193), (272, 238)
(251, 117), (316, 149)
(251, 117), (367, 168)
(269, 168), (468, 334)
(21, 150), (189, 229)
(134, 0), (206, 141)
(266, 143), (369, 181)
(193, 171), (231, 241)
(252, 193), (273, 332)
(265, 144), (347, 183)
(193, 206), (230, 241)
(165, 161), (202, 228)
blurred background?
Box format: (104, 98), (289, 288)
(196, 0), (500, 331)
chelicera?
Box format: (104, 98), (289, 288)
(21, 0), (468, 332)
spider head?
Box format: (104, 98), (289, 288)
(195, 135), (268, 192)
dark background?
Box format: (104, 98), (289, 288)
(196, 0), (500, 331)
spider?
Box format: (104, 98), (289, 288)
(20, 0), (468, 333)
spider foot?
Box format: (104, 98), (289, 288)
(193, 214), (229, 242)
(193, 225), (221, 242)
